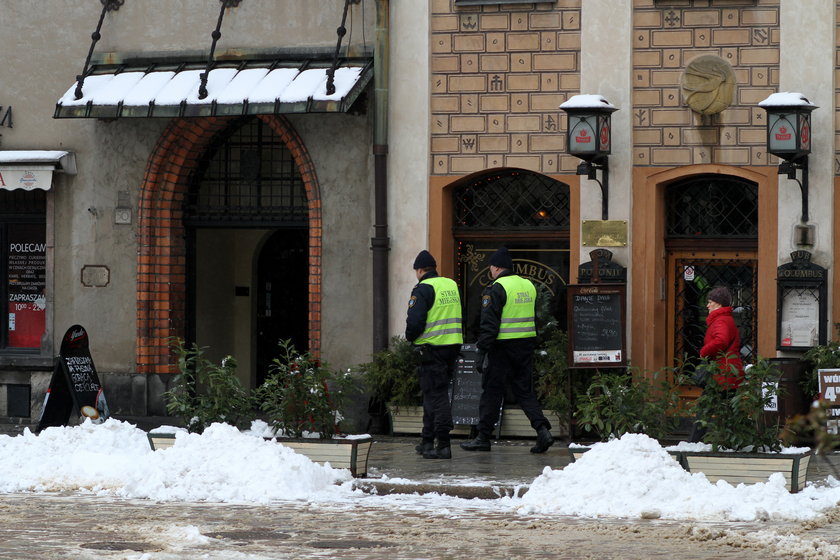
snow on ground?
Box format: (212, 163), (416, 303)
(518, 433), (840, 521)
(1, 420), (839, 523)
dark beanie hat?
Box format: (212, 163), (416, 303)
(707, 286), (732, 307)
(413, 250), (436, 270)
(489, 247), (513, 269)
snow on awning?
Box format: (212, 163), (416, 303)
(0, 151), (77, 191)
(54, 58), (373, 119)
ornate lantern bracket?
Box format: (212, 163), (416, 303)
(560, 95), (618, 221)
(759, 92), (817, 223)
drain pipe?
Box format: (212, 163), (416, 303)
(371, 0), (390, 353)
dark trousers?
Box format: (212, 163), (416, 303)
(477, 338), (550, 437)
(417, 344), (459, 442)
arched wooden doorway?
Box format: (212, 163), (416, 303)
(451, 168), (571, 341)
(664, 174), (759, 368)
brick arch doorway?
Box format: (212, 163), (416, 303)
(136, 115), (322, 384)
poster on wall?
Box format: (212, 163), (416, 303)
(6, 223), (46, 348)
(779, 289), (820, 348)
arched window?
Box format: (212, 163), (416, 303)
(666, 174), (758, 240)
(185, 117), (308, 227)
(453, 169), (570, 232)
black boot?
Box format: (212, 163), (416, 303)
(530, 427), (554, 454)
(459, 433), (491, 452)
(424, 439), (452, 460)
(415, 439), (434, 455)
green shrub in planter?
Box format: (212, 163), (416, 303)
(254, 339), (349, 439)
(802, 323), (840, 400)
(575, 367), (683, 441)
(534, 324), (578, 420)
(165, 338), (252, 433)
(359, 336), (421, 411)
(691, 357), (783, 452)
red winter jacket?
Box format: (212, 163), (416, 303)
(700, 306), (744, 389)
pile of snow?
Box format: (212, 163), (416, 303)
(0, 419), (354, 503)
(3, 422), (840, 523)
(518, 433), (840, 521)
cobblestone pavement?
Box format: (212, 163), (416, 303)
(0, 437), (839, 559)
(1, 492), (839, 560)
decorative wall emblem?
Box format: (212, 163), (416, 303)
(680, 55), (736, 116)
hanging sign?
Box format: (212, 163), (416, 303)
(36, 325), (110, 432)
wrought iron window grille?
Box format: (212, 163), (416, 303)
(453, 170), (570, 232)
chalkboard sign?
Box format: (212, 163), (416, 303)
(451, 344), (483, 425)
(567, 284), (626, 368)
(36, 325), (110, 431)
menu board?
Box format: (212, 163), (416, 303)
(6, 223), (46, 348)
(451, 344), (483, 426)
(567, 284), (626, 368)
(36, 325), (110, 432)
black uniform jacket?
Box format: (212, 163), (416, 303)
(405, 271), (438, 343)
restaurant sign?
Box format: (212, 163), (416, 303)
(0, 167), (53, 191)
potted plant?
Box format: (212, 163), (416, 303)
(680, 357), (812, 492)
(568, 367), (684, 463)
(252, 339), (372, 476)
(803, 323), (840, 400)
(150, 338), (254, 451)
(153, 339), (372, 477)
(162, 338), (252, 434)
(359, 336), (424, 435)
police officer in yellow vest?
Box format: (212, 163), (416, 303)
(405, 250), (464, 459)
(460, 247), (554, 454)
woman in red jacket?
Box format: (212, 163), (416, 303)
(699, 286), (745, 390)
(689, 286), (745, 442)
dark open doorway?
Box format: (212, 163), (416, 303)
(255, 228), (309, 385)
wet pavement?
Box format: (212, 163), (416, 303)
(358, 435), (840, 499)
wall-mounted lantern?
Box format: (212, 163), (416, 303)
(560, 95), (618, 220)
(759, 92), (817, 223)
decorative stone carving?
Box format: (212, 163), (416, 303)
(680, 55), (736, 116)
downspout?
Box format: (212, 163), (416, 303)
(371, 0), (390, 353)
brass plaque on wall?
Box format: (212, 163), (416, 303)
(582, 220), (628, 247)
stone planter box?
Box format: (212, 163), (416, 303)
(147, 432), (373, 478)
(567, 445), (812, 493)
(567, 446), (687, 469)
(387, 404), (563, 438)
(386, 405), (471, 436)
(681, 450), (811, 493)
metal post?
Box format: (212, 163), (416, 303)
(371, 0), (390, 353)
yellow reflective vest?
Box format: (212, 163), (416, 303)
(494, 275), (537, 340)
(415, 277), (464, 346)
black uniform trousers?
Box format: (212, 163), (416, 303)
(477, 338), (550, 437)
(417, 344), (460, 442)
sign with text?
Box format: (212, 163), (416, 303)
(567, 284), (626, 368)
(818, 368), (840, 435)
(6, 223), (46, 348)
(451, 344), (482, 426)
(36, 325), (110, 432)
